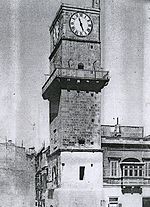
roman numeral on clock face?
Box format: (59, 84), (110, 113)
(70, 12), (93, 37)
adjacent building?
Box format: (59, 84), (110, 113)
(35, 146), (50, 207)
(102, 124), (150, 207)
(0, 140), (35, 207)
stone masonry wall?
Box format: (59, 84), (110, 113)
(0, 142), (35, 207)
(62, 41), (101, 70)
(50, 90), (101, 153)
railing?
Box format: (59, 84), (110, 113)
(122, 177), (144, 185)
(103, 177), (121, 185)
(101, 125), (144, 139)
(54, 68), (109, 79)
(42, 68), (109, 93)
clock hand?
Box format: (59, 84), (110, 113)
(79, 18), (84, 32)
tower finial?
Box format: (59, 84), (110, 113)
(92, 0), (100, 9)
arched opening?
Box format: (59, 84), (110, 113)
(78, 63), (84, 69)
(78, 138), (85, 145)
(122, 158), (140, 163)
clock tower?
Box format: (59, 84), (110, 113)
(42, 1), (109, 207)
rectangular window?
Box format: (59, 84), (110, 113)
(134, 166), (138, 176)
(109, 197), (118, 203)
(129, 166), (133, 176)
(109, 197), (118, 207)
(79, 166), (85, 180)
(145, 162), (150, 177)
(139, 166), (143, 176)
(123, 165), (143, 177)
(124, 166), (128, 176)
(48, 189), (54, 199)
(110, 161), (118, 177)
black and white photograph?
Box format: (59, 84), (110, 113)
(0, 0), (150, 206)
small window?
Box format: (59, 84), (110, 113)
(79, 166), (85, 180)
(109, 197), (118, 203)
(48, 189), (54, 199)
(78, 63), (84, 69)
(139, 166), (143, 176)
(78, 138), (85, 145)
(46, 168), (48, 176)
(91, 93), (94, 97)
(109, 197), (119, 207)
(124, 166), (128, 176)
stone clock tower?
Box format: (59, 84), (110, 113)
(42, 1), (109, 207)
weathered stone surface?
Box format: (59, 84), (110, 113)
(0, 142), (35, 207)
(50, 90), (101, 153)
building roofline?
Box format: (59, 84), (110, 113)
(47, 148), (103, 158)
(102, 142), (150, 149)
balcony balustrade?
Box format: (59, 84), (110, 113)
(101, 125), (144, 139)
(42, 68), (109, 100)
(121, 177), (144, 186)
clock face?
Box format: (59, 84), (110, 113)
(69, 12), (93, 37)
(53, 22), (60, 45)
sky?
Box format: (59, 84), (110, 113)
(0, 0), (150, 149)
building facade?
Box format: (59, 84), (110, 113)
(0, 140), (35, 207)
(102, 124), (150, 207)
(36, 1), (150, 207)
(35, 146), (50, 207)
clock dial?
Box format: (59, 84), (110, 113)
(69, 12), (93, 37)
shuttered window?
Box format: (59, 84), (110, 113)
(145, 162), (150, 177)
(110, 161), (118, 177)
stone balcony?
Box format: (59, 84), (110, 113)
(42, 68), (109, 100)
